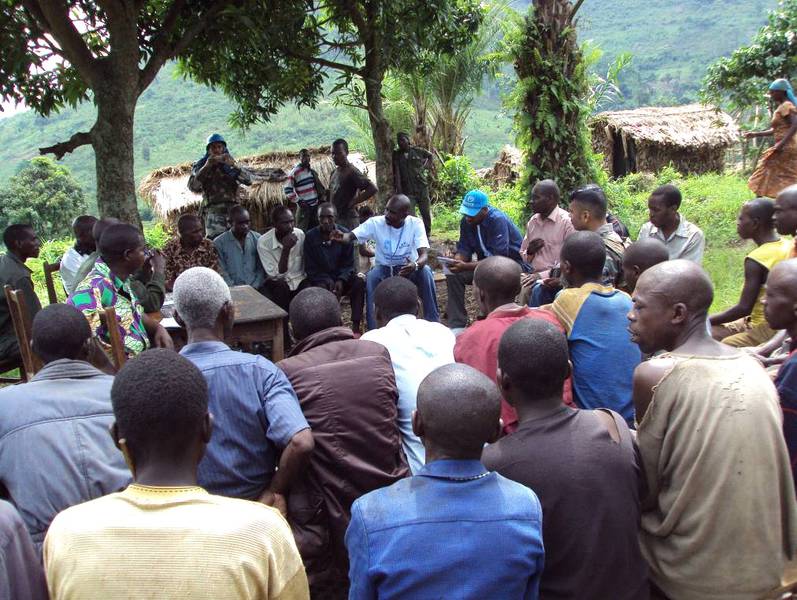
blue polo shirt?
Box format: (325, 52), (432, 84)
(180, 341), (309, 500)
(456, 206), (528, 269)
(346, 459), (545, 599)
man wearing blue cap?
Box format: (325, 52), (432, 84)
(446, 190), (528, 331)
(188, 134), (252, 239)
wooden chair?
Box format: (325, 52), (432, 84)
(102, 306), (127, 370)
(0, 356), (25, 384)
(43, 260), (61, 305)
(3, 285), (42, 380)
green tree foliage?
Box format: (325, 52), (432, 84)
(0, 1), (318, 225)
(396, 1), (511, 156)
(192, 0), (483, 206)
(0, 157), (86, 239)
(701, 0), (797, 116)
(511, 0), (595, 195)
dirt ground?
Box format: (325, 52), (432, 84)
(341, 268), (480, 331)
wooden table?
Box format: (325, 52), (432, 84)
(156, 285), (288, 361)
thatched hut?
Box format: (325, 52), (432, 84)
(589, 104), (739, 178)
(139, 146), (375, 232)
(480, 145), (523, 187)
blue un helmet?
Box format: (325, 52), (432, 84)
(206, 133), (227, 150)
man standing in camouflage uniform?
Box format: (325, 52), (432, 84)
(188, 133), (251, 239)
(393, 131), (433, 236)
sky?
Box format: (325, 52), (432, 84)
(0, 101), (27, 120)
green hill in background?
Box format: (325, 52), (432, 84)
(0, 0), (772, 212)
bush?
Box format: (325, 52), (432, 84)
(433, 155), (482, 207)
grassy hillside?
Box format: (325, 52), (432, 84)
(0, 0), (774, 209)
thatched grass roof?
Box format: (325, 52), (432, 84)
(139, 145), (375, 222)
(590, 104), (739, 149)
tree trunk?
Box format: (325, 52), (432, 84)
(363, 69), (393, 210)
(92, 82), (141, 228)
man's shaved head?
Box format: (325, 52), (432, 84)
(473, 256), (521, 311)
(764, 259), (797, 331)
(745, 197), (776, 225)
(561, 231), (606, 282)
(622, 238), (669, 292)
(628, 260), (714, 354)
(774, 184), (797, 236)
(498, 318), (569, 400)
(638, 260), (714, 314)
(416, 364), (501, 458)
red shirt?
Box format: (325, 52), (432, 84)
(454, 306), (574, 435)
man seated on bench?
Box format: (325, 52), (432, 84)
(304, 203), (366, 334)
(330, 194), (438, 331)
(0, 224), (42, 364)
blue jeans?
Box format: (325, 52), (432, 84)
(366, 265), (439, 330)
(529, 281), (559, 307)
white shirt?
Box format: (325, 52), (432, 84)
(638, 214), (705, 264)
(352, 216), (428, 267)
(257, 227), (306, 291)
(59, 247), (93, 295)
(361, 314), (456, 473)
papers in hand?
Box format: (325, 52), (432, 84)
(437, 255), (456, 276)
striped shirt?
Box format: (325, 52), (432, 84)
(284, 164), (321, 206)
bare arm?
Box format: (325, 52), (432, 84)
(259, 429), (314, 515)
(709, 258), (767, 325)
(632, 359), (674, 424)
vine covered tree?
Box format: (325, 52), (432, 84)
(0, 157), (87, 238)
(512, 0), (594, 194)
(0, 1), (319, 225)
(189, 0), (483, 206)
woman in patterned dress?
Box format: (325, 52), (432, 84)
(747, 78), (797, 198)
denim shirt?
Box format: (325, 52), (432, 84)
(0, 360), (131, 554)
(456, 207), (529, 270)
(346, 459), (545, 599)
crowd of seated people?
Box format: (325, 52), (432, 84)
(3, 133), (797, 600)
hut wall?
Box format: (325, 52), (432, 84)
(590, 128), (614, 174)
(634, 143), (726, 176)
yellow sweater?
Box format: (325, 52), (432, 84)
(44, 484), (309, 600)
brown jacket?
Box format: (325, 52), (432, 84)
(279, 327), (409, 598)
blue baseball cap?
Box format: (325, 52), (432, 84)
(459, 190), (489, 217)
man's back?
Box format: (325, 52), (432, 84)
(279, 327), (409, 594)
(482, 407), (649, 600)
(0, 359), (130, 552)
(180, 341), (307, 500)
(638, 352), (797, 600)
(346, 459), (544, 599)
(455, 306), (573, 433)
(361, 315), (455, 473)
(44, 485), (309, 600)
(549, 284), (640, 424)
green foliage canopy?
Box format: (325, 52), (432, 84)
(0, 157), (87, 239)
(701, 0), (797, 115)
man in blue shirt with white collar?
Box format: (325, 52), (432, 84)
(173, 266), (313, 513)
(345, 363), (544, 599)
(446, 190), (528, 331)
